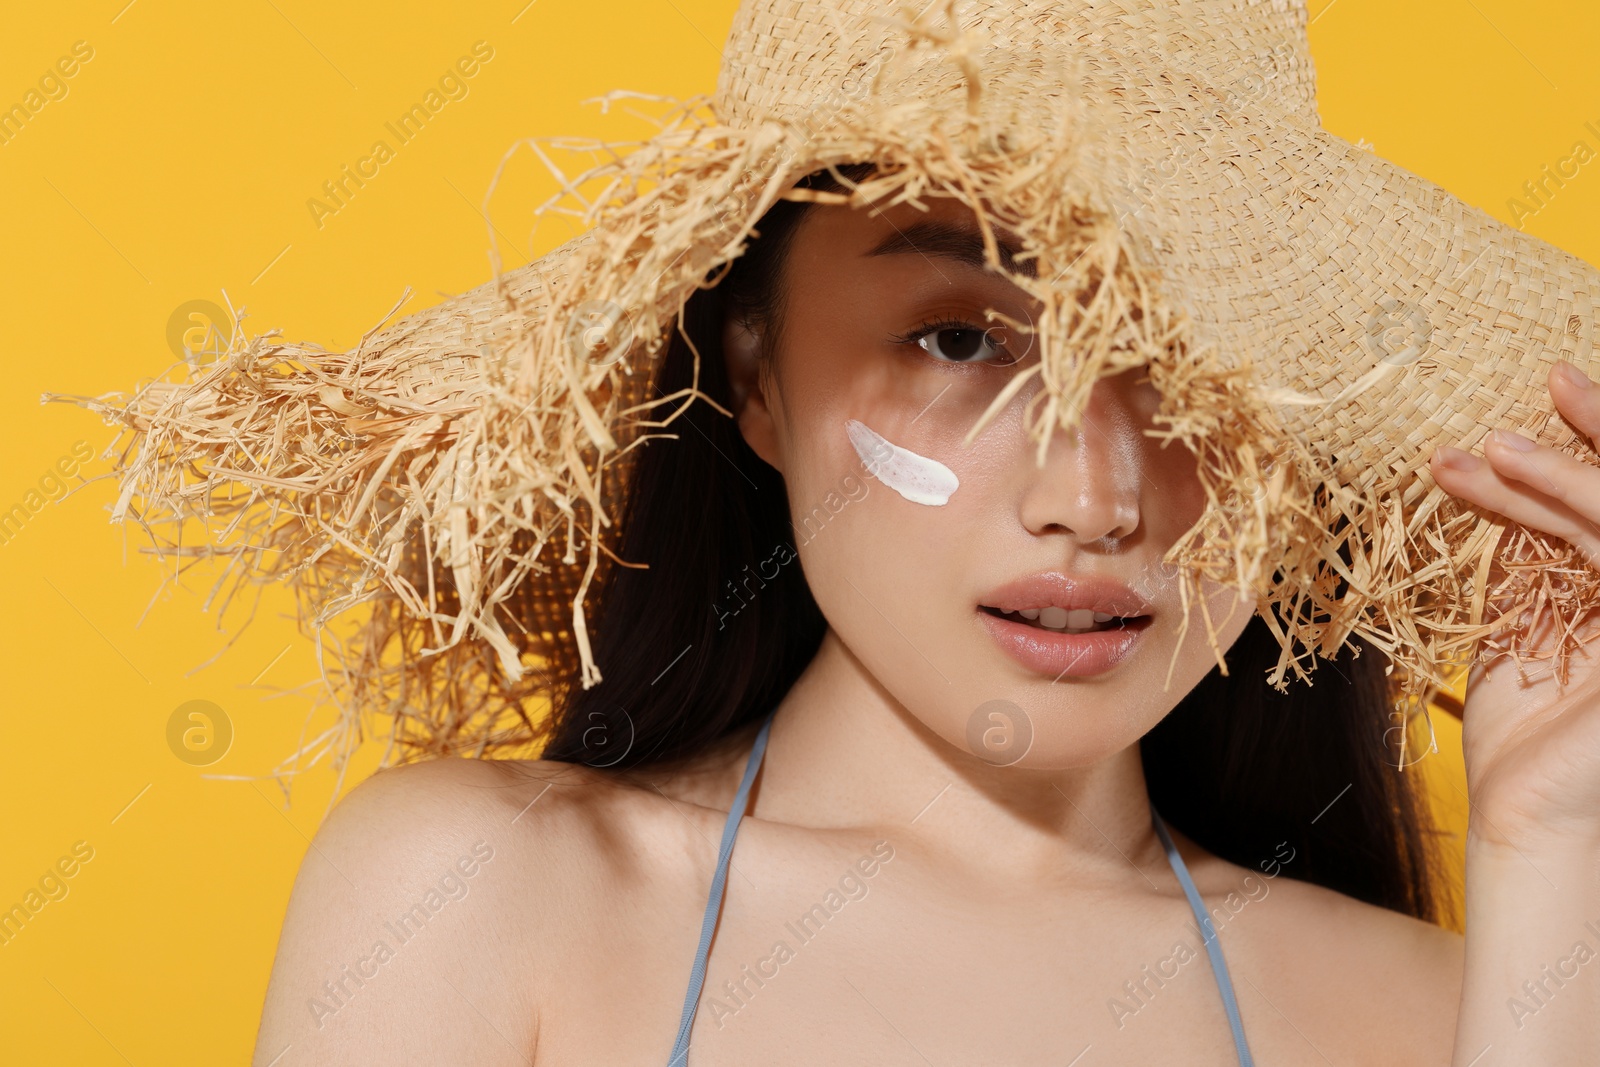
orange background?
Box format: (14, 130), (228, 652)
(1, 1), (1596, 1062)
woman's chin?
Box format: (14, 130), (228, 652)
(931, 689), (1161, 773)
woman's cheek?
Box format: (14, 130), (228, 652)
(802, 421), (993, 648)
(782, 419), (946, 614)
(844, 418), (960, 506)
(783, 401), (995, 602)
(781, 432), (884, 582)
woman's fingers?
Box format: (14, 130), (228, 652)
(1433, 440), (1600, 567)
(1550, 359), (1600, 445)
(1429, 361), (1600, 569)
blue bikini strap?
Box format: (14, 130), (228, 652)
(1151, 805), (1254, 1067)
(663, 711), (777, 1067)
(661, 714), (1252, 1067)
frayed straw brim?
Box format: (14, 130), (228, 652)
(46, 0), (1600, 778)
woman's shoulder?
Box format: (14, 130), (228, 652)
(1183, 843), (1463, 1063)
(280, 750), (728, 934)
(324, 750), (667, 856)
(319, 742), (746, 853)
(254, 752), (724, 1063)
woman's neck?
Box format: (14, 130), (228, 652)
(746, 627), (1169, 887)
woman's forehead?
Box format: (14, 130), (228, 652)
(792, 194), (1031, 280)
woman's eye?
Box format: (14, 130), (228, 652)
(915, 325), (1010, 364)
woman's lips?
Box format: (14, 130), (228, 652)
(976, 609), (1151, 677)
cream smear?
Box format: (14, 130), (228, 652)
(845, 418), (959, 506)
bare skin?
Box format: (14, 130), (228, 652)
(254, 194), (1472, 1066)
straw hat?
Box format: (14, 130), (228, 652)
(52, 0), (1600, 766)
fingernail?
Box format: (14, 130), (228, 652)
(1435, 445), (1481, 471)
(1556, 361), (1594, 390)
(1490, 429), (1537, 452)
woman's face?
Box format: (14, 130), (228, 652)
(724, 193), (1257, 769)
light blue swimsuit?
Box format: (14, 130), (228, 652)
(663, 710), (1254, 1066)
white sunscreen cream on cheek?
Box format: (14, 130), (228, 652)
(845, 418), (959, 506)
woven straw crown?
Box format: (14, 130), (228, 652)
(54, 0), (1600, 769)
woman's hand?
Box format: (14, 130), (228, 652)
(1429, 358), (1600, 1065)
(1428, 359), (1600, 856)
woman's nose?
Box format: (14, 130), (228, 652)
(1016, 375), (1145, 544)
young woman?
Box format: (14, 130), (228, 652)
(249, 160), (1600, 1065)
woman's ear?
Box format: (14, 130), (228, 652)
(722, 314), (784, 473)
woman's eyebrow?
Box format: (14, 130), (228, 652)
(863, 219), (1032, 277)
